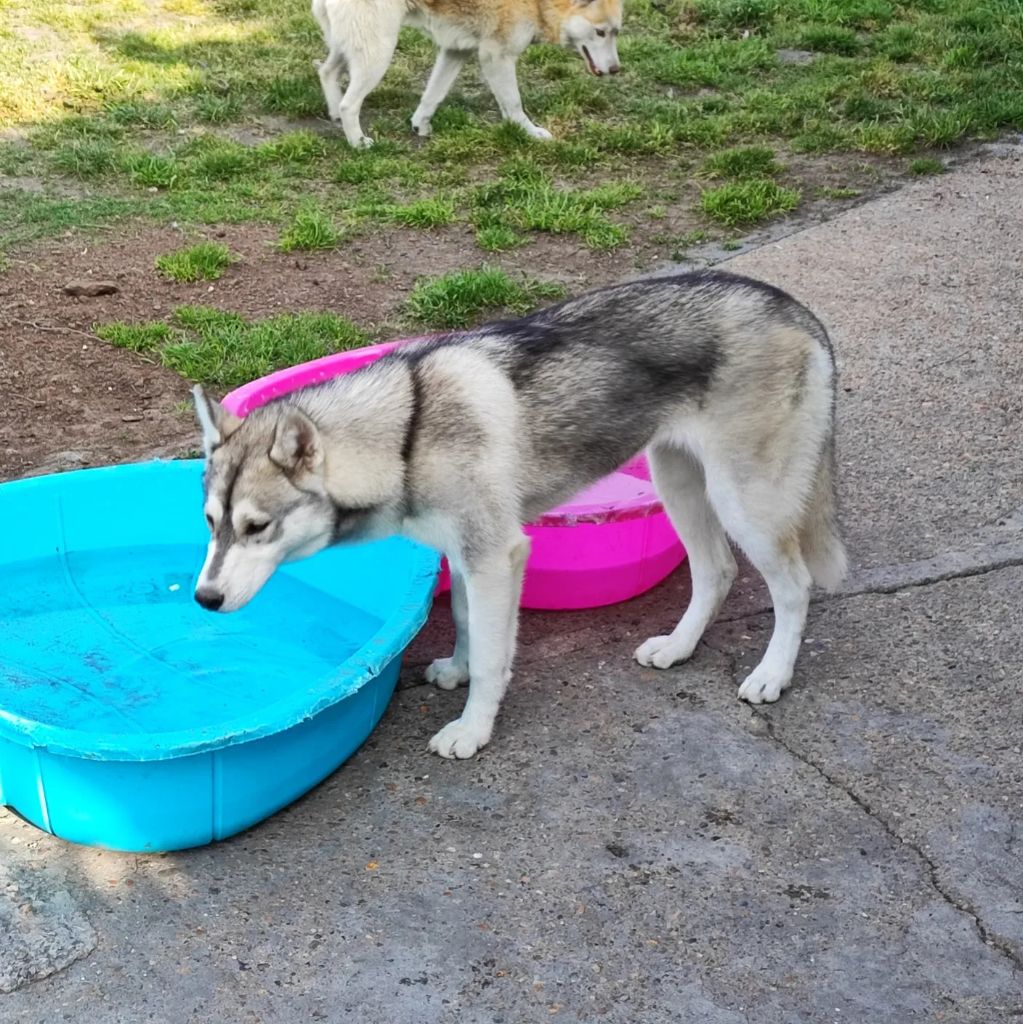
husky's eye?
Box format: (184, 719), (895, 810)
(244, 520), (270, 537)
(205, 513), (214, 531)
(596, 28), (607, 37)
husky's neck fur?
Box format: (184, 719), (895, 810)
(270, 356), (418, 519)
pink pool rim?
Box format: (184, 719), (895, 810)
(222, 337), (686, 610)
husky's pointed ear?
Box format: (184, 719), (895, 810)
(193, 385), (241, 456)
(270, 409), (324, 475)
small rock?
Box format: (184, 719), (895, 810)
(63, 280), (119, 298)
(121, 414), (144, 423)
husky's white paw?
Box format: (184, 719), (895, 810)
(410, 113), (432, 137)
(737, 666), (790, 704)
(527, 125), (553, 141)
(424, 657), (469, 690)
(429, 717), (490, 759)
(634, 634), (696, 669)
(330, 118), (374, 149)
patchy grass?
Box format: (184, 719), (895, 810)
(476, 224), (524, 252)
(470, 161), (643, 250)
(701, 145), (782, 179)
(278, 205), (342, 251)
(700, 179), (801, 226)
(908, 157), (946, 175)
(815, 185), (863, 199)
(155, 241), (233, 282)
(405, 266), (565, 329)
(95, 306), (367, 388)
(1, 0), (1022, 258)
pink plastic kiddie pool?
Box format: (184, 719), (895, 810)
(222, 338), (686, 610)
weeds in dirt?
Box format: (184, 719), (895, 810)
(96, 307), (367, 388)
(815, 186), (862, 199)
(701, 146), (781, 179)
(278, 205), (342, 252)
(361, 197), (458, 228)
(908, 157), (946, 175)
(95, 322), (176, 354)
(470, 161), (643, 250)
(1, 0), (1021, 257)
(405, 266), (565, 329)
(700, 178), (801, 226)
(155, 241), (234, 282)
(476, 225), (524, 252)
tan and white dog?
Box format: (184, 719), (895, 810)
(311, 0), (623, 147)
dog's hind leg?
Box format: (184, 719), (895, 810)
(333, 12), (403, 148)
(425, 567), (471, 689)
(429, 533), (529, 759)
(315, 45), (347, 123)
(411, 49), (469, 137)
(635, 443), (737, 669)
(477, 46), (552, 140)
(312, 0), (346, 123)
(703, 467), (813, 704)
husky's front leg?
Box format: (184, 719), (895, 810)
(477, 46), (553, 141)
(428, 535), (530, 759)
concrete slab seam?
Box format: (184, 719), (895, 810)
(752, 711), (1023, 976)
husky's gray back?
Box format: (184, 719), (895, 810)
(377, 270), (835, 516)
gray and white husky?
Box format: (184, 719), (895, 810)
(193, 271), (847, 759)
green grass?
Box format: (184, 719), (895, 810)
(700, 179), (801, 226)
(404, 266), (565, 329)
(95, 306), (368, 389)
(908, 156), (946, 175)
(278, 205), (341, 252)
(701, 145), (782, 179)
(470, 161), (642, 250)
(155, 241), (234, 282)
(815, 186), (863, 198)
(476, 224), (523, 252)
(1, 0), (1022, 258)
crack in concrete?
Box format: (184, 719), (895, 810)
(837, 544), (1023, 600)
(717, 538), (1023, 625)
(753, 712), (1023, 975)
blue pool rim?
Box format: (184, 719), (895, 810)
(0, 460), (441, 763)
(0, 462), (438, 847)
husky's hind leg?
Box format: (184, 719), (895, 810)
(704, 469), (813, 704)
(312, 0), (346, 122)
(411, 49), (469, 137)
(429, 534), (530, 759)
(635, 443), (737, 669)
(332, 10), (402, 148)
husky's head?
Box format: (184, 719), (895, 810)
(191, 386), (382, 613)
(561, 0), (622, 77)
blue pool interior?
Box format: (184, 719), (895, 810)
(0, 460), (439, 850)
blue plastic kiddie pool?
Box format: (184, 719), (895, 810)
(0, 460), (439, 852)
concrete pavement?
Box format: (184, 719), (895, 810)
(2, 143), (1021, 1023)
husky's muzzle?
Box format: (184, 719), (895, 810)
(581, 45), (621, 76)
(195, 586), (225, 611)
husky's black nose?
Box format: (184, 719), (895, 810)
(195, 587), (224, 611)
